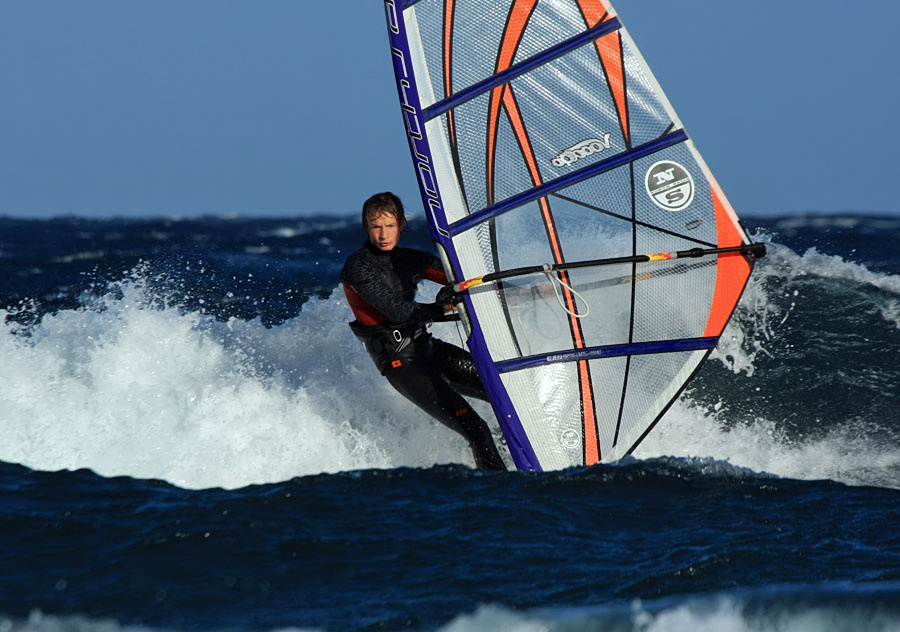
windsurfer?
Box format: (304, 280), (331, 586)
(340, 192), (507, 471)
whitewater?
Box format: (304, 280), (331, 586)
(2, 215), (899, 489)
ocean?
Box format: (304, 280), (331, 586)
(1, 213), (899, 631)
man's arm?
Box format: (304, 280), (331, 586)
(343, 254), (442, 325)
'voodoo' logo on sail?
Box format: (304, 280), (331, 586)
(551, 134), (612, 167)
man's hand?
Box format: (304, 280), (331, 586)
(435, 285), (461, 306)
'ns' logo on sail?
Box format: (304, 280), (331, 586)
(645, 160), (695, 212)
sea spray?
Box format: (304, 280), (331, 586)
(3, 216), (900, 490)
(0, 269), (481, 489)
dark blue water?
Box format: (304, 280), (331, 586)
(2, 213), (900, 631)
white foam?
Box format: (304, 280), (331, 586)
(633, 398), (900, 489)
(6, 598), (900, 632)
(0, 273), (479, 490)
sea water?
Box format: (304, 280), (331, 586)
(1, 213), (899, 631)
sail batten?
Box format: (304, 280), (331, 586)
(422, 17), (622, 121)
(449, 129), (689, 235)
(495, 337), (718, 373)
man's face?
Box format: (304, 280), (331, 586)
(367, 211), (400, 252)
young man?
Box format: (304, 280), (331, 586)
(341, 192), (507, 471)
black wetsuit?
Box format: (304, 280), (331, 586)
(341, 241), (506, 471)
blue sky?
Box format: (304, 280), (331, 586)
(1, 1), (897, 219)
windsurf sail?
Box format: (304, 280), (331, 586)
(384, 0), (765, 470)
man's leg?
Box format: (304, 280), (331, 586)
(384, 362), (506, 471)
(429, 338), (489, 401)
